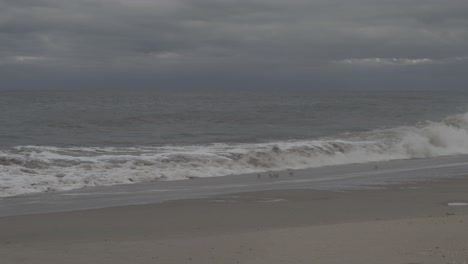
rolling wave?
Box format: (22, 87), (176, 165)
(2, 112), (468, 197)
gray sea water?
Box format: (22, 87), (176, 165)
(1, 90), (468, 197)
(2, 90), (467, 147)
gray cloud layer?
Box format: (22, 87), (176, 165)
(1, 0), (468, 89)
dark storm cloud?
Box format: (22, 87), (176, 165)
(1, 0), (468, 89)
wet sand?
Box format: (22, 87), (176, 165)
(2, 176), (468, 263)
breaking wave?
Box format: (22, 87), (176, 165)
(2, 112), (468, 197)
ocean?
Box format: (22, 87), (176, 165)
(1, 90), (468, 197)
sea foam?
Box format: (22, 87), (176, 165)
(2, 112), (468, 197)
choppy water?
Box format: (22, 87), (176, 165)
(1, 90), (468, 197)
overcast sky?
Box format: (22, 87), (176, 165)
(1, 0), (467, 90)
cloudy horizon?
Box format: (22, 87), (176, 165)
(1, 0), (467, 90)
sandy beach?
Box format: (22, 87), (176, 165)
(3, 0), (468, 262)
(2, 175), (468, 264)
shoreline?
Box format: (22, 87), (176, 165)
(2, 176), (468, 263)
(3, 154), (468, 217)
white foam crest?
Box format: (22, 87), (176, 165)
(2, 112), (468, 197)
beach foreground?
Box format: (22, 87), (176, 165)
(2, 176), (468, 264)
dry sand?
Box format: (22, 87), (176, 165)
(1, 177), (468, 263)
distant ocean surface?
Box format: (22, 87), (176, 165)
(2, 90), (468, 197)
